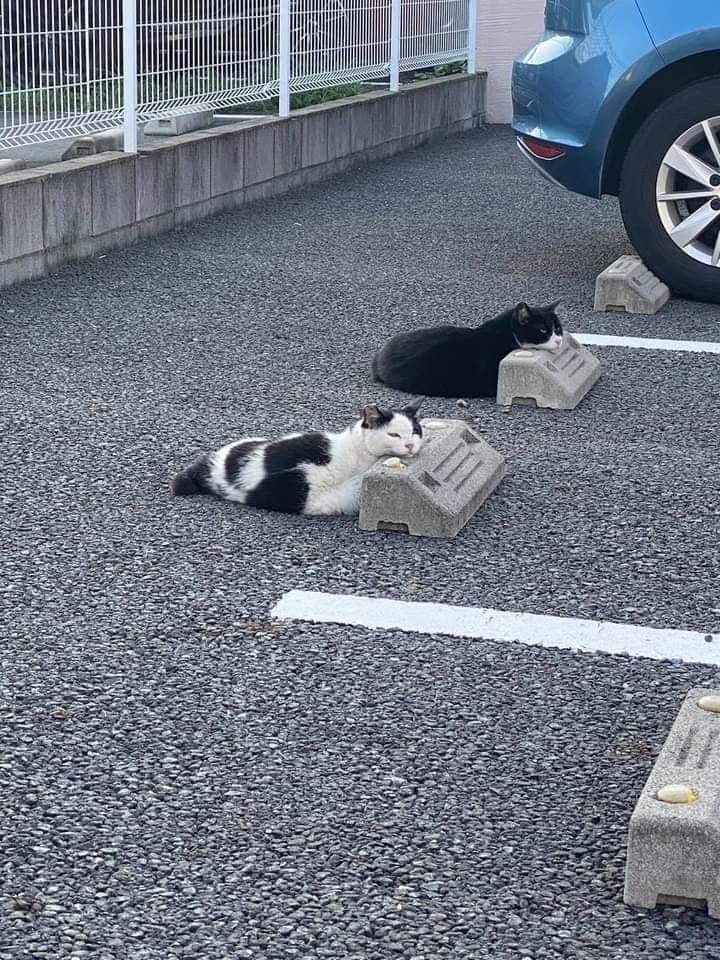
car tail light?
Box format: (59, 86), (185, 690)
(520, 136), (566, 161)
(544, 0), (588, 34)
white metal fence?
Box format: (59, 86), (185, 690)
(1, 0), (475, 153)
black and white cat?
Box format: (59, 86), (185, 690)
(171, 402), (424, 516)
(371, 301), (563, 399)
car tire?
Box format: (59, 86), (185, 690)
(619, 77), (720, 303)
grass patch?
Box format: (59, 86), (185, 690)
(223, 82), (372, 116)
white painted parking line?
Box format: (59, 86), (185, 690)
(272, 590), (720, 666)
(576, 333), (720, 354)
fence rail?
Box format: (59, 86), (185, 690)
(0, 0), (474, 153)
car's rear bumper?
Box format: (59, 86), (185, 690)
(511, 2), (661, 198)
(515, 136), (574, 193)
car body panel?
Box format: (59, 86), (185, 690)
(638, 2), (719, 50)
(512, 0), (720, 199)
(638, 3), (720, 67)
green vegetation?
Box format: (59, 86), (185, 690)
(227, 82), (371, 116)
(413, 60), (467, 80)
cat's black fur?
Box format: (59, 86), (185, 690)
(371, 301), (563, 398)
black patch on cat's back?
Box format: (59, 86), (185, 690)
(264, 433), (331, 474)
(245, 470), (309, 515)
(225, 439), (264, 484)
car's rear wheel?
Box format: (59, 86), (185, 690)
(619, 78), (720, 303)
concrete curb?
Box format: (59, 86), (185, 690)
(0, 75), (485, 291)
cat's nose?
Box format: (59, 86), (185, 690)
(404, 442), (414, 453)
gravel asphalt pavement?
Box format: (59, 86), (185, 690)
(2, 125), (720, 959)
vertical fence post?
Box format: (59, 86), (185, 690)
(84, 0), (92, 109)
(467, 0), (478, 74)
(122, 0), (137, 152)
(278, 0), (291, 118)
(389, 0), (400, 92)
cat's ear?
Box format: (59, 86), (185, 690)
(515, 302), (531, 322)
(546, 299), (561, 312)
(403, 397), (425, 418)
(361, 403), (389, 429)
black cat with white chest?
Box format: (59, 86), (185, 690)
(372, 301), (563, 399)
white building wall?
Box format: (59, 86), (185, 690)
(476, 0), (545, 123)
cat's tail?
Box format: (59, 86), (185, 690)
(170, 457), (212, 497)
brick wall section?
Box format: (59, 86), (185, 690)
(0, 74), (485, 291)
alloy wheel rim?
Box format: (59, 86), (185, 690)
(656, 116), (720, 267)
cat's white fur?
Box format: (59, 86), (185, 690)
(204, 412), (422, 516)
(522, 332), (563, 351)
(304, 416), (421, 514)
(209, 436), (267, 499)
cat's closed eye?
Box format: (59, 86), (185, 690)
(388, 432), (401, 438)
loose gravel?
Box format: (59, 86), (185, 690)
(2, 125), (720, 958)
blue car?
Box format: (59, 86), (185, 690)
(512, 1), (720, 303)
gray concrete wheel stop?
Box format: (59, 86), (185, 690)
(496, 333), (602, 411)
(624, 687), (720, 919)
(358, 418), (506, 538)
